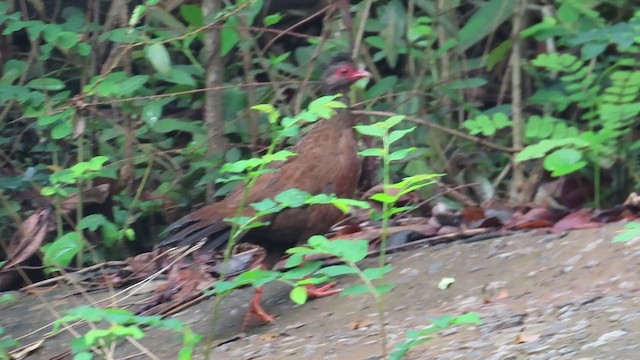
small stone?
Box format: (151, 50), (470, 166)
(470, 265), (485, 272)
(598, 329), (629, 341)
(584, 259), (600, 268)
(609, 314), (623, 322)
(558, 347), (576, 355)
(440, 328), (458, 336)
(524, 344), (550, 354)
(564, 254), (582, 266)
(580, 241), (599, 252)
(568, 320), (590, 332)
(461, 340), (492, 349)
(618, 281), (635, 290)
(572, 332), (590, 341)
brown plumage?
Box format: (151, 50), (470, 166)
(158, 56), (369, 325)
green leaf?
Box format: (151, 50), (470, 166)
(77, 214), (108, 231)
(160, 67), (196, 86)
(362, 265), (392, 281)
(180, 5), (203, 27)
(43, 232), (83, 270)
(384, 115), (406, 128)
(289, 286), (308, 305)
(264, 13), (284, 26)
(250, 198), (280, 213)
(389, 147), (416, 161)
(281, 261), (322, 280)
(543, 148), (587, 177)
(274, 188), (309, 207)
(73, 352), (93, 360)
(613, 222), (640, 243)
(369, 192), (398, 204)
(456, 0), (515, 54)
(358, 148), (384, 157)
(118, 75), (149, 96)
(448, 77), (487, 90)
(145, 43), (172, 74)
(1, 60), (28, 84)
(388, 127), (415, 144)
(355, 124), (385, 138)
(486, 39), (512, 70)
(51, 121), (72, 139)
(57, 32), (80, 49)
(340, 284), (370, 296)
(378, 0), (406, 67)
(316, 265), (357, 277)
(27, 78), (65, 91)
(221, 17), (240, 56)
(452, 312), (482, 325)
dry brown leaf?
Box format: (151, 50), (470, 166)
(349, 318), (374, 330)
(515, 332), (541, 344)
(550, 209), (601, 233)
(3, 208), (54, 270)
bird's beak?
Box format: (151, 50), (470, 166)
(350, 68), (371, 81)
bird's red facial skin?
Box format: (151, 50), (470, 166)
(335, 65), (369, 81)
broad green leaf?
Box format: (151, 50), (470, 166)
(389, 147), (416, 161)
(180, 4), (203, 27)
(369, 192), (398, 204)
(1, 60), (28, 84)
(221, 17), (240, 56)
(486, 39), (512, 70)
(316, 265), (357, 277)
(358, 148), (384, 157)
(543, 148), (587, 177)
(289, 286), (308, 305)
(388, 127), (416, 144)
(281, 261), (323, 280)
(452, 312), (482, 325)
(355, 125), (385, 138)
(339, 284), (370, 296)
(43, 232), (83, 269)
(264, 13), (283, 26)
(384, 115), (406, 129)
(27, 78), (65, 91)
(77, 214), (108, 231)
(457, 0), (514, 54)
(145, 43), (172, 74)
(118, 75), (149, 96)
(51, 121), (72, 139)
(57, 31), (79, 49)
(275, 188), (309, 207)
(362, 265), (392, 281)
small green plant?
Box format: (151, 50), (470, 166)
(389, 313), (482, 360)
(354, 115), (441, 263)
(52, 306), (201, 360)
(613, 222), (640, 243)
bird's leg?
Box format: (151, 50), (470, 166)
(242, 286), (276, 331)
(305, 282), (341, 298)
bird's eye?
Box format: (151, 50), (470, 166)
(339, 67), (350, 75)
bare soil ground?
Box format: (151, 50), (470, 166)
(2, 222), (639, 359)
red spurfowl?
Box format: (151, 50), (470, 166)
(158, 55), (369, 326)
